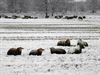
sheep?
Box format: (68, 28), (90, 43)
(29, 48), (44, 56)
(22, 15), (33, 19)
(73, 15), (78, 18)
(67, 45), (83, 54)
(64, 16), (74, 19)
(57, 39), (71, 46)
(83, 16), (86, 19)
(77, 39), (88, 48)
(78, 16), (83, 20)
(45, 15), (49, 18)
(55, 16), (60, 19)
(50, 47), (66, 54)
(7, 47), (24, 56)
(77, 39), (85, 49)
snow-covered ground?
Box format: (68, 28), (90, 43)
(0, 15), (100, 75)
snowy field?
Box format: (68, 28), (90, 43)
(0, 15), (100, 75)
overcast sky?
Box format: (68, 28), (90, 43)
(74, 0), (86, 2)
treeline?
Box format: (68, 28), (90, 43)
(0, 0), (100, 14)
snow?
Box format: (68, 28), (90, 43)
(0, 15), (100, 75)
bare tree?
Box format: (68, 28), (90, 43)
(0, 0), (7, 12)
(33, 0), (49, 17)
(49, 0), (58, 16)
(18, 0), (29, 13)
(1, 0), (99, 14)
(44, 0), (49, 18)
(87, 0), (99, 13)
(7, 0), (29, 13)
(49, 0), (70, 16)
(7, 0), (16, 13)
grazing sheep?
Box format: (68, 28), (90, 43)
(55, 16), (60, 19)
(29, 48), (44, 56)
(55, 15), (63, 19)
(7, 47), (24, 55)
(77, 39), (85, 49)
(68, 45), (83, 54)
(45, 15), (49, 18)
(1, 14), (7, 18)
(57, 39), (71, 46)
(83, 16), (86, 19)
(22, 15), (33, 19)
(77, 39), (88, 48)
(78, 16), (83, 20)
(5, 16), (12, 19)
(59, 15), (63, 18)
(50, 47), (66, 54)
(4, 15), (9, 18)
(73, 15), (78, 18)
(64, 16), (74, 19)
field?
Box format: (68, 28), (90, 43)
(0, 16), (100, 75)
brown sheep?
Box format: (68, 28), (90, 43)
(50, 47), (66, 54)
(7, 47), (24, 56)
(29, 48), (44, 56)
(57, 39), (71, 46)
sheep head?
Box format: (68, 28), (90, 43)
(37, 48), (44, 52)
(17, 47), (24, 51)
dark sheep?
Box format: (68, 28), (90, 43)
(77, 39), (88, 48)
(22, 15), (33, 19)
(58, 15), (63, 18)
(83, 16), (86, 19)
(50, 47), (66, 54)
(1, 14), (7, 18)
(67, 16), (74, 19)
(55, 16), (60, 19)
(73, 15), (78, 18)
(7, 47), (24, 56)
(78, 16), (83, 20)
(77, 39), (85, 49)
(57, 39), (71, 46)
(5, 16), (12, 19)
(64, 16), (76, 19)
(45, 15), (49, 18)
(29, 48), (44, 56)
(66, 16), (74, 19)
(55, 15), (63, 19)
(28, 16), (33, 19)
(1, 15), (11, 19)
(22, 16), (28, 19)
(4, 15), (9, 18)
